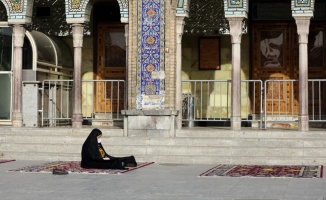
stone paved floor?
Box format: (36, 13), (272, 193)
(1, 160), (326, 200)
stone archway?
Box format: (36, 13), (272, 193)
(2, 0), (34, 24)
(66, 0), (129, 24)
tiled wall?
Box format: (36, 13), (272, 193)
(136, 0), (166, 109)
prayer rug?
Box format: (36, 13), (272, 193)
(199, 164), (323, 178)
(9, 161), (154, 175)
(0, 159), (15, 164)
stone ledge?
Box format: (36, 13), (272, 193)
(121, 110), (179, 116)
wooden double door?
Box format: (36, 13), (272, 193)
(95, 24), (126, 113)
(252, 22), (326, 115)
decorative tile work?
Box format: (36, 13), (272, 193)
(119, 0), (128, 8)
(176, 0), (190, 16)
(118, 0), (129, 22)
(291, 0), (314, 15)
(184, 0), (235, 35)
(68, 0), (83, 12)
(71, 0), (81, 9)
(66, 0), (129, 23)
(137, 0), (165, 109)
(295, 0), (310, 6)
(224, 0), (248, 16)
(6, 0), (23, 12)
(32, 0), (82, 36)
(227, 0), (243, 8)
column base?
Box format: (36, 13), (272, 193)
(12, 111), (23, 127)
(299, 115), (309, 131)
(231, 116), (241, 131)
(72, 114), (83, 128)
(121, 110), (179, 137)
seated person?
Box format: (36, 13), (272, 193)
(81, 128), (137, 169)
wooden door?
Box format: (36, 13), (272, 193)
(95, 24), (126, 113)
(307, 23), (326, 115)
(252, 22), (326, 116)
(252, 23), (299, 115)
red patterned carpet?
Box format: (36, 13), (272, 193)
(9, 161), (154, 175)
(0, 159), (15, 164)
(200, 164), (323, 178)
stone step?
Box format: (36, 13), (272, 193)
(4, 133), (326, 148)
(2, 127), (326, 165)
(1, 138), (326, 160)
(0, 127), (124, 137)
(176, 128), (326, 139)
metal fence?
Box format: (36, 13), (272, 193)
(182, 79), (326, 128)
(40, 79), (126, 126)
(308, 79), (326, 122)
(38, 79), (326, 128)
(181, 80), (263, 128)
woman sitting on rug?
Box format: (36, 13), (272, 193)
(81, 128), (137, 169)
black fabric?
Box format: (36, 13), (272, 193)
(81, 128), (137, 169)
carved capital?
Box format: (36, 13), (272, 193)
(227, 17), (244, 44)
(294, 16), (312, 44)
(176, 17), (185, 44)
(72, 24), (84, 48)
(12, 25), (25, 48)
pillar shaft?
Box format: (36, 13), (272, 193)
(294, 16), (311, 131)
(12, 25), (25, 127)
(176, 17), (185, 129)
(125, 24), (129, 111)
(72, 24), (84, 128)
(228, 18), (243, 131)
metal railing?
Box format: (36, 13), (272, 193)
(181, 80), (263, 127)
(182, 79), (326, 128)
(263, 79), (298, 128)
(40, 79), (126, 126)
(38, 79), (326, 128)
(308, 79), (326, 122)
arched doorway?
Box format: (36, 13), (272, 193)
(93, 0), (126, 114)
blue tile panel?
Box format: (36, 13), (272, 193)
(224, 0), (247, 16)
(291, 0), (314, 14)
(137, 0), (165, 109)
(228, 0), (243, 8)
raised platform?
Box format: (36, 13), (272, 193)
(1, 126), (326, 165)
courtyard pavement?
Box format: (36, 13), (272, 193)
(0, 160), (326, 200)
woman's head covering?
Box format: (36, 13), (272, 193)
(81, 128), (103, 162)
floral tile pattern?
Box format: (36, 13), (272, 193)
(137, 0), (165, 109)
(6, 0), (23, 12)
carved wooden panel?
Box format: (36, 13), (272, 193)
(252, 23), (298, 114)
(253, 22), (326, 116)
(95, 24), (126, 113)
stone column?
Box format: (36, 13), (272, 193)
(71, 24), (84, 128)
(12, 25), (25, 127)
(176, 17), (185, 129)
(227, 17), (243, 131)
(124, 24), (129, 136)
(124, 24), (129, 107)
(294, 16), (311, 131)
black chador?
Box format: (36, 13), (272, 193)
(81, 128), (137, 169)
